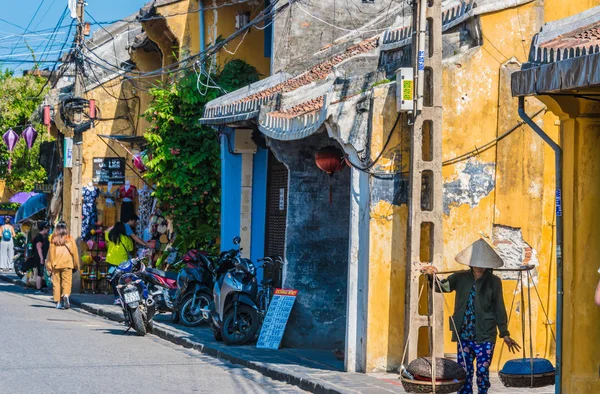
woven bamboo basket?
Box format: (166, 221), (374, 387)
(400, 377), (466, 393)
(498, 371), (555, 388)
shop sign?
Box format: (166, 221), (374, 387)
(34, 183), (53, 194)
(256, 289), (298, 350)
(92, 157), (126, 185)
(64, 137), (73, 168)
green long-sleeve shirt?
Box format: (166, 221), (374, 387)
(434, 269), (510, 343)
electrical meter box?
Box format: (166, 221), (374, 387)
(234, 129), (257, 154)
(396, 68), (414, 112)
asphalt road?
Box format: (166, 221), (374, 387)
(0, 281), (305, 394)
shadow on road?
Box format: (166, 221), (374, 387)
(29, 304), (56, 309)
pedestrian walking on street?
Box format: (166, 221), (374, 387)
(0, 216), (15, 272)
(46, 222), (79, 309)
(105, 222), (133, 305)
(421, 239), (521, 394)
(32, 222), (50, 294)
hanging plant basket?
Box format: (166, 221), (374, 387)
(499, 358), (555, 388)
(401, 357), (466, 393)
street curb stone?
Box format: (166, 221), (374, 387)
(0, 274), (342, 394)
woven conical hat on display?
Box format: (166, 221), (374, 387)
(455, 238), (504, 269)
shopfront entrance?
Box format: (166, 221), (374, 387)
(264, 151), (288, 288)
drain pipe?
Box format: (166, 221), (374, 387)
(199, 0), (206, 54)
(518, 96), (563, 394)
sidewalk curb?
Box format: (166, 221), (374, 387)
(0, 274), (343, 394)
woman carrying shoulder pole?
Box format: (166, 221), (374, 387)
(46, 222), (79, 309)
(421, 239), (521, 394)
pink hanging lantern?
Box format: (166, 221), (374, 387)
(22, 125), (38, 149)
(2, 128), (20, 172)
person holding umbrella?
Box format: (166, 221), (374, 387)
(421, 239), (521, 394)
(0, 216), (15, 272)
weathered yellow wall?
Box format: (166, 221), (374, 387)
(0, 181), (11, 202)
(367, 85), (409, 371)
(541, 95), (600, 393)
(157, 0), (200, 55)
(204, 0), (271, 77)
(365, 1), (565, 373)
(544, 0), (600, 23)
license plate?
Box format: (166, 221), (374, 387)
(124, 291), (140, 303)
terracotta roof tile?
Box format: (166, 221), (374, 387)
(237, 38), (378, 105)
(541, 22), (600, 50)
(269, 97), (324, 119)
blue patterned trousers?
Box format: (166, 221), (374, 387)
(457, 340), (495, 394)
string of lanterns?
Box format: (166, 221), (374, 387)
(2, 125), (38, 172)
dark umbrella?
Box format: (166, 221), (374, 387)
(15, 194), (47, 223)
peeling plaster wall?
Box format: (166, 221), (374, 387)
(443, 160), (496, 215)
(268, 131), (351, 350)
(364, 1), (561, 373)
(492, 224), (539, 280)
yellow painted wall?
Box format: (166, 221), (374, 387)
(544, 0), (600, 23)
(0, 181), (12, 202)
(365, 2), (565, 373)
(204, 0), (271, 77)
(539, 95), (600, 393)
(156, 0), (200, 55)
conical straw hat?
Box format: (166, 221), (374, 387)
(455, 238), (504, 269)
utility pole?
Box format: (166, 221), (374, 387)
(70, 0), (85, 242)
(404, 0), (443, 375)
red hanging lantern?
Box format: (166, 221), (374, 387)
(43, 105), (51, 134)
(314, 146), (346, 203)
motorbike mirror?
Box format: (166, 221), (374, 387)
(233, 236), (241, 245)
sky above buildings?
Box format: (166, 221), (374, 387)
(1, 0), (144, 73)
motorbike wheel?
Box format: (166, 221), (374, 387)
(130, 308), (147, 336)
(221, 304), (259, 346)
(13, 257), (26, 279)
(179, 291), (211, 327)
(212, 324), (223, 341)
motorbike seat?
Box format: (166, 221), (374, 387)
(146, 267), (178, 281)
(261, 279), (273, 286)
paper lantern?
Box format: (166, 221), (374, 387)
(98, 241), (106, 250)
(314, 146), (346, 203)
(86, 240), (94, 250)
(2, 128), (19, 172)
(22, 125), (38, 149)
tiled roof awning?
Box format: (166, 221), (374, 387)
(198, 38), (379, 141)
(512, 5), (600, 96)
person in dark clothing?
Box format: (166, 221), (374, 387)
(32, 222), (51, 294)
(421, 239), (521, 394)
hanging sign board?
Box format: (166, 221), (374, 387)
(92, 157), (125, 185)
(257, 288), (298, 350)
(64, 137), (73, 168)
(34, 183), (53, 194)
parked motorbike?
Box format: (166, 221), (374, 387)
(143, 267), (178, 316)
(13, 247), (26, 279)
(203, 237), (261, 345)
(171, 252), (216, 327)
(111, 258), (156, 336)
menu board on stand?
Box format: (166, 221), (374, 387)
(256, 289), (298, 350)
